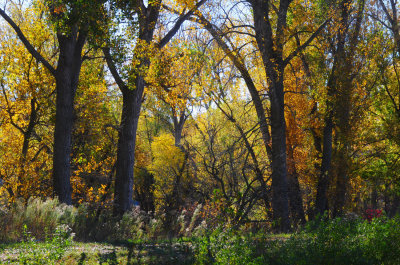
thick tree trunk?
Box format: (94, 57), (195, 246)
(113, 78), (145, 215)
(333, 82), (352, 217)
(333, 153), (348, 217)
(0, 8), (86, 205)
(315, 114), (333, 217)
(269, 80), (290, 231)
(52, 33), (85, 205)
(315, 0), (364, 218)
(250, 0), (292, 231)
(108, 1), (163, 216)
(53, 79), (74, 204)
(287, 139), (306, 225)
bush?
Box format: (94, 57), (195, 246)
(4, 198), (400, 265)
(17, 224), (73, 264)
(0, 197), (76, 242)
(1, 197), (213, 244)
(192, 216), (400, 265)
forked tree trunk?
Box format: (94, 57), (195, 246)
(107, 0), (205, 215)
(251, 0), (291, 231)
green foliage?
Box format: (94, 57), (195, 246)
(193, 228), (260, 265)
(17, 224), (73, 264)
(193, 217), (400, 265)
(2, 200), (400, 265)
(39, 0), (109, 42)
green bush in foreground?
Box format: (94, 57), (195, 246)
(193, 216), (400, 265)
(16, 224), (73, 264)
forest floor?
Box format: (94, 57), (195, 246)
(0, 234), (292, 264)
(0, 240), (197, 264)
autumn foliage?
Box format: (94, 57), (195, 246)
(1, 0), (400, 237)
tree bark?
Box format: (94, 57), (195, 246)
(269, 80), (290, 231)
(113, 79), (144, 215)
(315, 114), (333, 216)
(287, 133), (306, 225)
(53, 32), (86, 204)
(172, 111), (187, 148)
(106, 0), (205, 215)
(315, 0), (364, 217)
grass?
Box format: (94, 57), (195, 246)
(2, 218), (400, 265)
(0, 233), (301, 265)
(2, 199), (400, 264)
(0, 240), (196, 264)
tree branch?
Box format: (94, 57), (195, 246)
(0, 7), (56, 76)
(158, 0), (207, 48)
(284, 19), (329, 66)
(102, 47), (128, 93)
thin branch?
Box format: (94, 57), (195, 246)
(284, 19), (329, 66)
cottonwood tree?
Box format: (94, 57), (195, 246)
(0, 0), (107, 204)
(314, 0), (366, 217)
(103, 0), (207, 215)
(0, 6), (54, 200)
(184, 0), (326, 230)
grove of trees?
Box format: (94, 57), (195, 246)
(1, 0), (400, 232)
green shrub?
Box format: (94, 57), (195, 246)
(17, 224), (73, 264)
(192, 216), (400, 265)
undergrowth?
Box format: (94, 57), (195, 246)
(2, 198), (400, 264)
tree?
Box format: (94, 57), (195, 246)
(188, 0), (326, 230)
(103, 0), (207, 215)
(314, 0), (365, 217)
(0, 0), (106, 204)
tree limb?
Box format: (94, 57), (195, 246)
(102, 47), (128, 93)
(284, 19), (329, 66)
(0, 7), (56, 76)
(158, 0), (207, 48)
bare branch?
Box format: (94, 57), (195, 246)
(102, 47), (128, 93)
(284, 19), (329, 66)
(158, 0), (207, 48)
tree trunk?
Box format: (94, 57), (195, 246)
(250, 0), (291, 231)
(113, 78), (145, 215)
(333, 80), (352, 217)
(269, 80), (291, 231)
(287, 137), (306, 225)
(172, 111), (186, 148)
(0, 7), (86, 205)
(21, 98), (37, 159)
(315, 114), (333, 217)
(333, 153), (348, 217)
(52, 33), (85, 205)
(16, 98), (38, 198)
(314, 0), (352, 217)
